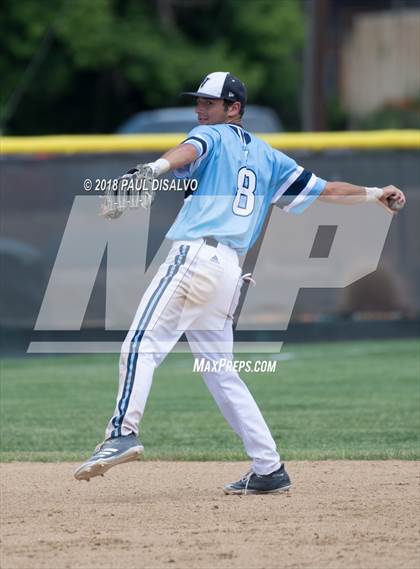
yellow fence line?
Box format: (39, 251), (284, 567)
(1, 130), (419, 154)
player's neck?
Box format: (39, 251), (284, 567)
(226, 118), (243, 127)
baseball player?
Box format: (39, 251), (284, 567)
(74, 72), (405, 494)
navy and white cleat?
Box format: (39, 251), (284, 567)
(223, 464), (291, 495)
(74, 434), (144, 481)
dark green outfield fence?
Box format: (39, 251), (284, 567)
(1, 132), (419, 352)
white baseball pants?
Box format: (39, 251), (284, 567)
(105, 238), (281, 475)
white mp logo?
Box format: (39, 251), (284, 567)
(30, 196), (392, 352)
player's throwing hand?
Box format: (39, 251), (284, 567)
(378, 185), (406, 214)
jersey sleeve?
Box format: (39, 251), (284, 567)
(172, 125), (219, 179)
(270, 150), (326, 214)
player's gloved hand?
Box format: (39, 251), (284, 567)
(126, 163), (156, 209)
(120, 159), (170, 209)
(100, 163), (157, 219)
(100, 171), (133, 219)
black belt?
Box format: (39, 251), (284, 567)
(203, 237), (219, 248)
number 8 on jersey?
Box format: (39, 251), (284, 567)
(233, 167), (257, 216)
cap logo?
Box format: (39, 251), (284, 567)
(229, 91), (234, 97)
(199, 77), (210, 89)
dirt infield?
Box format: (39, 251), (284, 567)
(1, 461), (419, 569)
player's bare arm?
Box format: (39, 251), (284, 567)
(156, 142), (199, 173)
(320, 181), (406, 214)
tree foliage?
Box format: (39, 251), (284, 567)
(1, 0), (305, 134)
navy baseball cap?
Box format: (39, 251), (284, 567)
(182, 72), (247, 109)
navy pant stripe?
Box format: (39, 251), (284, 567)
(111, 244), (190, 437)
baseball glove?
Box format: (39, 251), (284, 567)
(101, 164), (155, 219)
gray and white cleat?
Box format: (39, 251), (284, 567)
(74, 434), (144, 481)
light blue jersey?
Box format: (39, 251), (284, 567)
(166, 124), (326, 255)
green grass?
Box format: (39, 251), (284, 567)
(1, 339), (419, 461)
